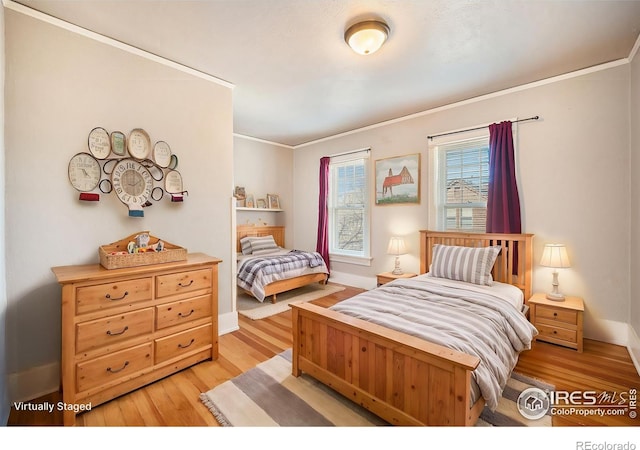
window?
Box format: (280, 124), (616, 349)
(436, 137), (489, 232)
(328, 151), (370, 264)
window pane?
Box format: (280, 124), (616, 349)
(445, 207), (487, 232)
(438, 138), (489, 231)
(445, 146), (489, 205)
(329, 156), (369, 257)
(334, 208), (364, 252)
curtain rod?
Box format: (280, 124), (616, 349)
(329, 147), (371, 158)
(427, 116), (540, 140)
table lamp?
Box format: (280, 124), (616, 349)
(539, 243), (571, 301)
(387, 237), (407, 275)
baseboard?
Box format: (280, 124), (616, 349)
(627, 325), (640, 376)
(8, 361), (59, 403)
(219, 311), (239, 335)
(584, 317), (630, 347)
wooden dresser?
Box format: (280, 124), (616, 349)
(52, 253), (221, 426)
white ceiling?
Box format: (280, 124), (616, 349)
(14, 0), (640, 147)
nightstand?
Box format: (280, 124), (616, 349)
(376, 272), (417, 287)
(529, 293), (584, 352)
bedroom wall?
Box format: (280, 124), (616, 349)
(0, 5), (9, 425)
(630, 47), (640, 360)
(293, 63), (631, 345)
(233, 136), (293, 245)
(4, 10), (234, 402)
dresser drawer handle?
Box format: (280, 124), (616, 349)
(178, 309), (195, 318)
(105, 291), (129, 301)
(178, 338), (195, 349)
(553, 313), (558, 317)
(178, 280), (194, 288)
(106, 361), (129, 373)
(553, 330), (558, 334)
(106, 326), (129, 336)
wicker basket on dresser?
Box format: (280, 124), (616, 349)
(52, 253), (221, 426)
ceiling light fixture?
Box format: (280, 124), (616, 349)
(344, 20), (390, 55)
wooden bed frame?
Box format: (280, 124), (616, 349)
(291, 230), (533, 426)
(236, 225), (328, 303)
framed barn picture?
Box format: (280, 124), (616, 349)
(375, 153), (420, 205)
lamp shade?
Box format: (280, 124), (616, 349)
(540, 244), (571, 269)
(387, 237), (407, 256)
(345, 20), (389, 55)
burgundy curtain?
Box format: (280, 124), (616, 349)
(486, 121), (521, 234)
(316, 157), (331, 273)
(486, 121), (521, 274)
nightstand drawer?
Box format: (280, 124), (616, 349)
(537, 323), (577, 343)
(536, 305), (578, 325)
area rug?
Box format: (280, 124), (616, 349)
(200, 349), (554, 427)
(237, 284), (345, 320)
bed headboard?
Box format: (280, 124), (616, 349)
(419, 230), (534, 301)
(236, 225), (285, 253)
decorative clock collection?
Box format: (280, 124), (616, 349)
(67, 127), (187, 217)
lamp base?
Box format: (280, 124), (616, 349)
(546, 292), (565, 301)
(391, 256), (403, 275)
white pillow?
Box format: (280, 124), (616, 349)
(430, 244), (500, 286)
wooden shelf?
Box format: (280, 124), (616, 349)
(236, 207), (283, 212)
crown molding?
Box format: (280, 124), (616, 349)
(3, 0), (234, 89)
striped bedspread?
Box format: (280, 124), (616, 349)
(237, 250), (328, 302)
(330, 276), (538, 410)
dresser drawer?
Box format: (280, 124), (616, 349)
(76, 308), (154, 353)
(156, 268), (212, 298)
(76, 278), (153, 315)
(536, 323), (577, 343)
(155, 324), (212, 364)
(76, 342), (153, 393)
(155, 294), (212, 330)
(536, 305), (578, 326)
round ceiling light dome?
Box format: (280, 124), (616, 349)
(344, 20), (390, 55)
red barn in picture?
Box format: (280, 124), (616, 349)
(382, 166), (414, 196)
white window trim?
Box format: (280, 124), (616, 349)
(428, 129), (490, 231)
(328, 149), (371, 264)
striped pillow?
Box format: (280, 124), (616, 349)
(240, 235), (279, 255)
(240, 237), (255, 255)
(430, 244), (500, 286)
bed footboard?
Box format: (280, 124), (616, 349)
(291, 302), (483, 426)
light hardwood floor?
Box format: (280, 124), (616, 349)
(8, 283), (640, 427)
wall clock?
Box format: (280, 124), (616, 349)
(111, 158), (154, 217)
(127, 128), (151, 160)
(88, 127), (111, 159)
(68, 152), (101, 192)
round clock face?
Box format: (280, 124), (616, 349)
(153, 141), (172, 168)
(111, 159), (154, 207)
(68, 153), (101, 192)
(165, 170), (183, 193)
(127, 128), (151, 160)
(88, 127), (111, 159)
